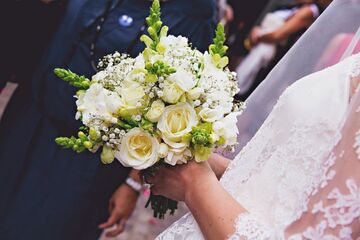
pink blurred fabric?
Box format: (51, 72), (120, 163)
(315, 33), (360, 70)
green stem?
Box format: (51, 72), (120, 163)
(145, 192), (178, 219)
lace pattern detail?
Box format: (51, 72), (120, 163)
(156, 54), (360, 240)
(156, 212), (204, 240)
(288, 179), (360, 239)
(349, 53), (360, 79)
(228, 213), (273, 240)
(354, 130), (360, 160)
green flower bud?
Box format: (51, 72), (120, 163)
(83, 141), (93, 149)
(154, 20), (162, 30)
(159, 26), (168, 37)
(76, 139), (82, 145)
(192, 129), (211, 146)
(78, 131), (86, 139)
(76, 89), (85, 97)
(89, 128), (100, 141)
(140, 35), (154, 48)
(145, 73), (157, 83)
(53, 68), (90, 89)
(101, 145), (115, 164)
(148, 27), (157, 38)
(156, 43), (166, 55)
(72, 144), (79, 151)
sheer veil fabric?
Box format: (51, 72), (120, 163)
(228, 0), (360, 158)
(157, 0), (360, 239)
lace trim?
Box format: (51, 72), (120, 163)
(228, 213), (273, 240)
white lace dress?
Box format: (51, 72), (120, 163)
(157, 53), (360, 239)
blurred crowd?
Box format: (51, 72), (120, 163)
(218, 0), (332, 100)
(1, 0), (331, 98)
(1, 0), (332, 100)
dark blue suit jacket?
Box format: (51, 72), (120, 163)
(0, 1), (215, 239)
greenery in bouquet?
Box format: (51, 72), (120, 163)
(55, 0), (244, 219)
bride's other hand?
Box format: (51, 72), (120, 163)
(98, 170), (140, 237)
(146, 161), (218, 202)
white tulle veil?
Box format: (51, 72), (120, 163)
(229, 0), (360, 158)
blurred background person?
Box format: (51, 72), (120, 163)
(234, 0), (333, 100)
(0, 1), (216, 240)
(225, 0), (269, 70)
(217, 0), (234, 26)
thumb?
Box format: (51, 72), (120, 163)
(98, 211), (120, 229)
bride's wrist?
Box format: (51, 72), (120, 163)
(184, 168), (218, 206)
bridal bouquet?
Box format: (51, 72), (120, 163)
(55, 0), (243, 218)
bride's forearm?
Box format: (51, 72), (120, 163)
(208, 153), (230, 179)
(184, 174), (246, 240)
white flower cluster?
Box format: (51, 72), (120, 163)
(74, 35), (243, 169)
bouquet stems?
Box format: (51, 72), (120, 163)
(145, 192), (178, 219)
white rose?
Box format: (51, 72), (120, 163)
(187, 87), (203, 100)
(164, 148), (192, 166)
(118, 84), (145, 110)
(76, 83), (122, 126)
(115, 128), (159, 170)
(161, 80), (184, 104)
(213, 112), (240, 146)
(157, 103), (198, 149)
(168, 68), (196, 92)
(146, 100), (165, 122)
(199, 107), (224, 122)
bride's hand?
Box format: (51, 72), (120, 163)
(145, 161), (217, 202)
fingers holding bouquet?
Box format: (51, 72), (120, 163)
(143, 161), (215, 202)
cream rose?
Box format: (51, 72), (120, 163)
(115, 128), (159, 170)
(146, 100), (165, 122)
(161, 80), (184, 104)
(187, 87), (203, 100)
(118, 84), (145, 110)
(157, 103), (198, 149)
(168, 68), (196, 92)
